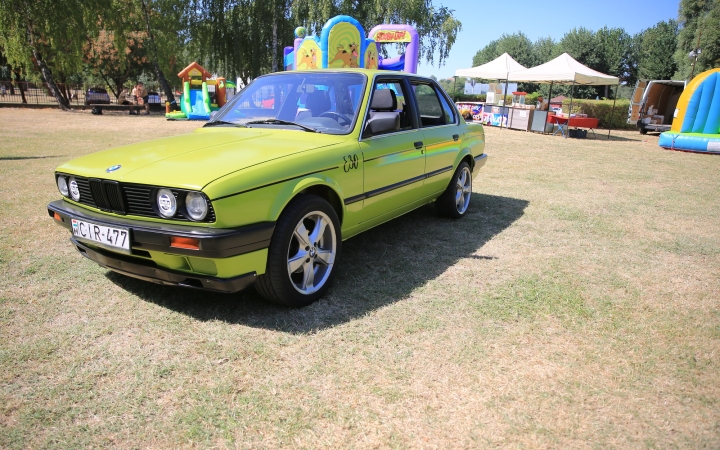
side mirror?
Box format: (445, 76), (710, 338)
(364, 111), (400, 137)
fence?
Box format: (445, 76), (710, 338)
(0, 81), (169, 106)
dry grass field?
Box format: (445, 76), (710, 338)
(1, 108), (719, 449)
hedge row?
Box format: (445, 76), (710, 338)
(562, 99), (634, 129)
(452, 93), (487, 102)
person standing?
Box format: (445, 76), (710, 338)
(537, 96), (549, 111)
(132, 81), (150, 115)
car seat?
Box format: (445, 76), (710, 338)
(305, 91), (331, 117)
(366, 89), (400, 135)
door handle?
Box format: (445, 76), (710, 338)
(414, 141), (423, 149)
(452, 134), (459, 141)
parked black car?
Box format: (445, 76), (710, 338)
(84, 87), (111, 105)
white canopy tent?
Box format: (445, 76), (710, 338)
(507, 52), (619, 85)
(453, 53), (527, 128)
(507, 53), (620, 138)
(454, 52), (526, 80)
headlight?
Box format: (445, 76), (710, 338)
(185, 192), (208, 221)
(157, 189), (177, 218)
(57, 176), (69, 197)
(68, 177), (80, 201)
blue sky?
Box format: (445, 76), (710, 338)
(417, 0), (681, 79)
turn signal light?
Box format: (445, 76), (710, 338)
(170, 236), (200, 250)
(53, 212), (62, 222)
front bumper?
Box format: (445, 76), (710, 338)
(48, 200), (274, 258)
(48, 200), (274, 293)
(71, 238), (256, 292)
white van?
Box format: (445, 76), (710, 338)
(628, 80), (686, 134)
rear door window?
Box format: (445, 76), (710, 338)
(410, 81), (457, 127)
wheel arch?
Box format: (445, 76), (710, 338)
(455, 147), (475, 171)
(268, 176), (345, 226)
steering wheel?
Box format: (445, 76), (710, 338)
(319, 111), (351, 125)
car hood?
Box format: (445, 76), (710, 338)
(56, 127), (349, 190)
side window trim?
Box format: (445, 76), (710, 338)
(435, 82), (458, 124)
(360, 75), (417, 140)
(400, 77), (421, 130)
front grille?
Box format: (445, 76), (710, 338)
(74, 177), (96, 207)
(88, 179), (126, 214)
(123, 184), (154, 216)
(58, 174), (215, 222)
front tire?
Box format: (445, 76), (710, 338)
(436, 161), (472, 219)
(255, 194), (341, 307)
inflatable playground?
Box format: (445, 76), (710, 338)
(166, 17), (418, 120)
(659, 68), (720, 154)
(283, 16), (419, 73)
(166, 62), (228, 120)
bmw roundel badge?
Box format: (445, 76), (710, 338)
(106, 165), (122, 173)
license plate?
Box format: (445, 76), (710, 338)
(71, 219), (130, 251)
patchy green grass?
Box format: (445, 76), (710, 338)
(1, 108), (719, 448)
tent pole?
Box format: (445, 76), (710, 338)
(607, 82), (618, 140)
(566, 81), (575, 139)
(544, 81), (554, 135)
(502, 77), (509, 129)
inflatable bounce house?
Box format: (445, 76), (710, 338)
(166, 62), (228, 120)
(659, 68), (720, 154)
(283, 16), (419, 73)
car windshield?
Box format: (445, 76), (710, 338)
(211, 72), (367, 135)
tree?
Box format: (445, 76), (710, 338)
(84, 29), (154, 97)
(594, 26), (632, 96)
(638, 20), (679, 80)
(559, 27), (600, 68)
(674, 0), (720, 80)
(531, 36), (558, 67)
(0, 0), (107, 110)
(437, 76), (463, 97)
(471, 39), (499, 67)
(559, 27), (605, 98)
(471, 32), (533, 68)
(135, 0), (182, 109)
(189, 0), (294, 84)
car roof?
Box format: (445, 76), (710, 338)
(264, 68), (434, 80)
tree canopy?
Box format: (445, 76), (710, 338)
(0, 0), (462, 108)
(674, 0), (720, 79)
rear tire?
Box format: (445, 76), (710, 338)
(255, 194), (341, 307)
(436, 162), (472, 219)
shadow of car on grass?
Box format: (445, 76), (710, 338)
(106, 193), (529, 333)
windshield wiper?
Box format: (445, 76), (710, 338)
(245, 119), (320, 133)
(203, 120), (246, 127)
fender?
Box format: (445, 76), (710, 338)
(267, 175), (346, 223)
